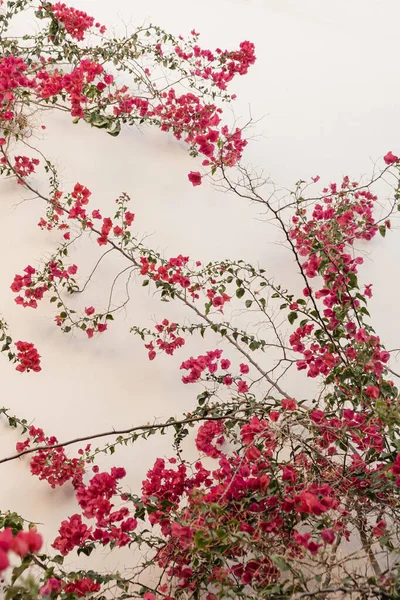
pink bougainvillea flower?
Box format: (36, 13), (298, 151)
(39, 578), (63, 597)
(373, 520), (387, 538)
(0, 549), (9, 571)
(321, 529), (335, 544)
(384, 151), (399, 165)
(125, 211), (135, 225)
(237, 380), (248, 393)
(281, 398), (297, 411)
(188, 171), (202, 186)
(365, 385), (379, 399)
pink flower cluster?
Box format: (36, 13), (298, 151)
(48, 3), (106, 40)
(16, 426), (85, 487)
(195, 420), (225, 458)
(39, 576), (101, 598)
(145, 319), (185, 361)
(36, 59), (104, 118)
(139, 415), (345, 591)
(310, 407), (385, 454)
(13, 155), (39, 180)
(15, 341), (41, 373)
(0, 55), (34, 121)
(151, 90), (248, 182)
(11, 265), (46, 309)
(0, 528), (42, 571)
(180, 349), (249, 392)
(11, 262), (77, 309)
(175, 39), (256, 91)
(206, 287), (231, 311)
(140, 254), (199, 298)
(53, 467), (137, 554)
(290, 323), (338, 378)
(287, 176), (393, 387)
(63, 578), (101, 597)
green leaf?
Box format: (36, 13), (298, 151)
(197, 391), (210, 406)
(270, 554), (291, 571)
(347, 272), (358, 288)
(77, 544), (94, 557)
(107, 121), (121, 137)
(236, 288), (245, 299)
(194, 530), (208, 549)
(288, 311), (298, 325)
(11, 556), (31, 584)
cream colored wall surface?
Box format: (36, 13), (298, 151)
(1, 0), (400, 580)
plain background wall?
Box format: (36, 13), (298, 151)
(1, 0), (400, 578)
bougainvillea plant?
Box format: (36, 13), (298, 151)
(1, 1), (400, 599)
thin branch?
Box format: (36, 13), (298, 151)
(0, 414), (246, 466)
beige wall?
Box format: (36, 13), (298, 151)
(1, 0), (400, 579)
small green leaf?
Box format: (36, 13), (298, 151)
(270, 554), (291, 571)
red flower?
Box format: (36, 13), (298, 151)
(0, 549), (9, 571)
(125, 211), (135, 226)
(372, 520), (387, 538)
(365, 385), (379, 399)
(11, 530), (42, 556)
(39, 578), (62, 597)
(281, 398), (297, 411)
(188, 171), (202, 186)
(321, 529), (335, 544)
(63, 578), (100, 597)
(237, 380), (248, 394)
(15, 341), (41, 373)
(384, 151), (399, 165)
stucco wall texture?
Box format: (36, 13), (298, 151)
(1, 0), (400, 579)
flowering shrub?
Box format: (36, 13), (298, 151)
(0, 1), (400, 599)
